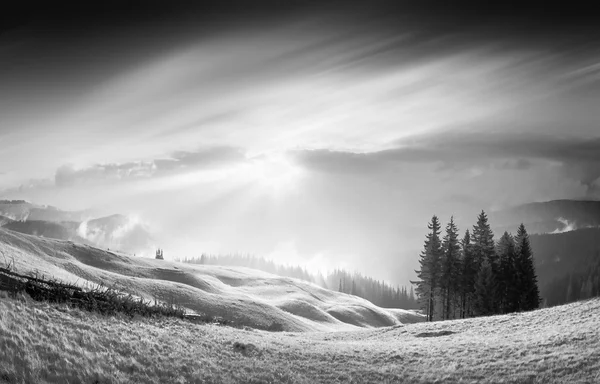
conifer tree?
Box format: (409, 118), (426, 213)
(515, 223), (540, 311)
(472, 211), (498, 312)
(414, 215), (443, 321)
(472, 210), (496, 269)
(441, 216), (461, 320)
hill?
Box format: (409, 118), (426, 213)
(1, 290), (598, 383)
(0, 228), (422, 332)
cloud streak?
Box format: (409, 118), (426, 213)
(53, 146), (246, 187)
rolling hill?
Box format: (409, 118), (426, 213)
(0, 228), (422, 332)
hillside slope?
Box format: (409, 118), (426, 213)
(0, 228), (422, 332)
(1, 293), (598, 383)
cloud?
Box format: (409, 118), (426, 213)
(291, 131), (600, 191)
(54, 146), (245, 187)
(154, 147), (245, 171)
(55, 162), (155, 187)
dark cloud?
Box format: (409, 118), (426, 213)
(55, 147), (245, 187)
(291, 131), (600, 194)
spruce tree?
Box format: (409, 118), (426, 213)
(441, 216), (461, 320)
(472, 211), (498, 313)
(472, 210), (496, 269)
(414, 215), (443, 321)
(515, 223), (540, 311)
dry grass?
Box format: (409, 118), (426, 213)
(2, 293), (599, 384)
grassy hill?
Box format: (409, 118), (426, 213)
(1, 291), (599, 383)
(1, 227), (599, 383)
(0, 228), (422, 332)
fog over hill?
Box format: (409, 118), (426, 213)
(0, 201), (154, 257)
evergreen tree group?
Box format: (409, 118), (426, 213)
(413, 211), (540, 321)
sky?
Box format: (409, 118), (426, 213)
(1, 1), (600, 285)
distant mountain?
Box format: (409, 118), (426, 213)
(0, 201), (154, 256)
(530, 227), (600, 307)
(467, 199), (600, 307)
(490, 199), (600, 235)
(2, 220), (89, 244)
(0, 200), (93, 222)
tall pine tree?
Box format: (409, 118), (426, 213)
(472, 211), (498, 313)
(441, 216), (461, 320)
(515, 223), (540, 311)
(414, 215), (443, 321)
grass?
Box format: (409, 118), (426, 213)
(2, 293), (599, 384)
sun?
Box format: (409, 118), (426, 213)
(242, 153), (304, 195)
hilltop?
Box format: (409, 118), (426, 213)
(0, 228), (422, 332)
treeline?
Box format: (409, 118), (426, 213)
(180, 254), (418, 310)
(328, 269), (418, 309)
(414, 211), (540, 321)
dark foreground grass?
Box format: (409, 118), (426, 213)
(1, 294), (599, 384)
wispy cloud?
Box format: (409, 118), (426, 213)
(53, 146), (246, 187)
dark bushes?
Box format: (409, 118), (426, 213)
(0, 266), (185, 318)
